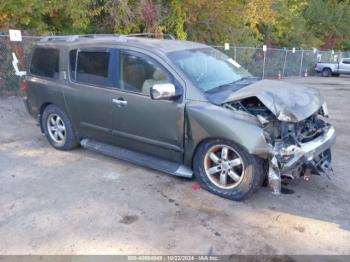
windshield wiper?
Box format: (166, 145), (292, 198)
(206, 76), (255, 93)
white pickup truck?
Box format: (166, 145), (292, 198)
(315, 58), (350, 77)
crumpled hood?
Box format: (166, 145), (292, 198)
(211, 79), (324, 122)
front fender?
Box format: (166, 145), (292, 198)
(184, 101), (272, 166)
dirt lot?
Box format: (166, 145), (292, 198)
(0, 76), (350, 255)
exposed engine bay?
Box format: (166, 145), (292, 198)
(223, 96), (335, 194)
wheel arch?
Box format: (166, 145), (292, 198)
(190, 137), (217, 169)
(38, 102), (75, 135)
(184, 103), (272, 167)
(40, 102), (80, 150)
(38, 102), (53, 133)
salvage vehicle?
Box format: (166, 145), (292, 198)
(315, 58), (350, 77)
(23, 34), (336, 200)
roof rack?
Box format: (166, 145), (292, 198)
(39, 33), (175, 42)
(40, 34), (127, 42)
(126, 33), (176, 40)
(40, 35), (79, 42)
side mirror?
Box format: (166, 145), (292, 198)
(150, 83), (177, 100)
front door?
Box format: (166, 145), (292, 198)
(110, 50), (185, 162)
(339, 58), (350, 74)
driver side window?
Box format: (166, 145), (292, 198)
(119, 52), (171, 95)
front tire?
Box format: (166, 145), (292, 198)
(42, 104), (79, 150)
(322, 68), (331, 77)
(193, 139), (265, 201)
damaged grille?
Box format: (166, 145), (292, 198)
(296, 114), (326, 143)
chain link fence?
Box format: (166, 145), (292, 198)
(216, 45), (350, 79)
(1, 35), (350, 96)
(0, 35), (40, 95)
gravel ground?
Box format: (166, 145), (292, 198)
(0, 76), (350, 255)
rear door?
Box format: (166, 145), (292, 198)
(62, 47), (119, 144)
(109, 49), (185, 163)
(339, 58), (350, 74)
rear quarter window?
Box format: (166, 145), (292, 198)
(30, 48), (59, 78)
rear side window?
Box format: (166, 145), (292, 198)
(30, 48), (59, 78)
(70, 50), (110, 86)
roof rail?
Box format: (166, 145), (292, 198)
(40, 35), (79, 42)
(127, 33), (176, 40)
(39, 33), (175, 42)
(40, 34), (127, 42)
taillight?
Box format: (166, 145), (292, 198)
(21, 79), (27, 97)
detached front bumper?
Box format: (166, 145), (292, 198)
(282, 125), (335, 172)
(269, 125), (336, 194)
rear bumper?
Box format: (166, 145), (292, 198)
(24, 97), (42, 130)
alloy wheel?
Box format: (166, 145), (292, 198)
(47, 113), (67, 145)
(204, 144), (245, 189)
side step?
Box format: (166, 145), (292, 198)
(80, 139), (193, 178)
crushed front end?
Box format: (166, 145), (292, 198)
(224, 97), (336, 195)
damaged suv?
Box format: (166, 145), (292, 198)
(24, 35), (336, 200)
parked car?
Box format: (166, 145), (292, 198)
(315, 58), (350, 77)
(23, 35), (336, 200)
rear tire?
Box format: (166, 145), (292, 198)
(42, 104), (79, 150)
(322, 68), (331, 77)
(193, 139), (265, 201)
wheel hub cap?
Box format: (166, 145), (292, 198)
(221, 161), (230, 171)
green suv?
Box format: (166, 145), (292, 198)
(24, 35), (336, 200)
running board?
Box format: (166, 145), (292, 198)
(80, 139), (193, 178)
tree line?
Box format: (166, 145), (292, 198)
(1, 0), (350, 50)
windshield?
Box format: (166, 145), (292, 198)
(167, 47), (252, 92)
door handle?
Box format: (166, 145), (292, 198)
(112, 98), (128, 106)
